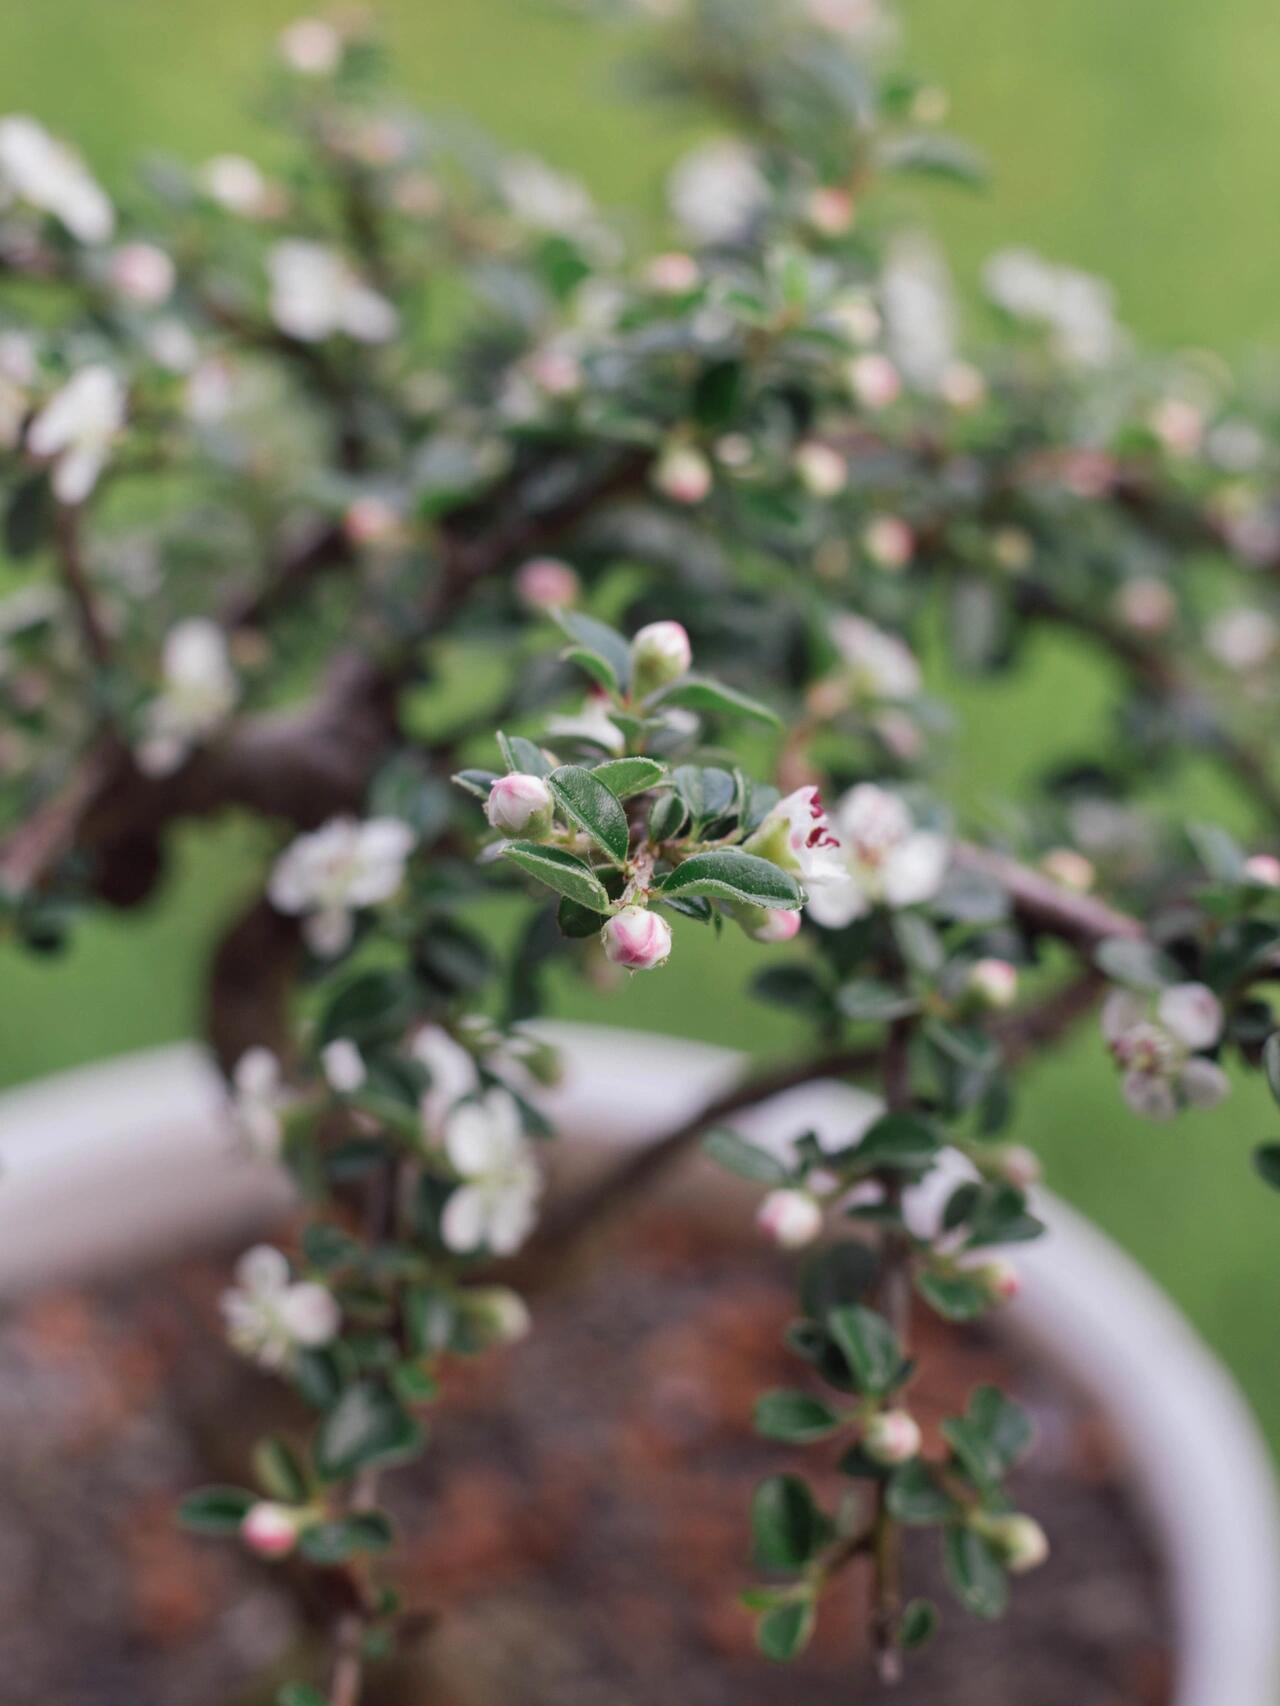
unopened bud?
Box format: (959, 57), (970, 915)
(109, 242), (175, 307)
(940, 361), (986, 410)
(464, 1285), (531, 1346)
(968, 957), (1019, 1010)
(517, 556), (579, 609)
(863, 515), (915, 571)
(1244, 853), (1280, 888)
(746, 907), (803, 945)
(646, 251), (701, 295)
(241, 1501), (299, 1560)
(863, 1408), (922, 1465)
(487, 772), (554, 838)
(982, 1512), (1049, 1573)
(1040, 847), (1094, 892)
(990, 1144), (1041, 1190)
(602, 905), (673, 971)
(848, 353), (902, 410)
(807, 186), (856, 237)
(344, 496), (401, 547)
(757, 1188), (823, 1249)
(321, 1037), (366, 1094)
(652, 443), (713, 506)
(630, 620), (692, 695)
(794, 441), (848, 498)
(975, 1258), (1020, 1305)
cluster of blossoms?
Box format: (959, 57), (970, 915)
(6, 0), (1280, 1696)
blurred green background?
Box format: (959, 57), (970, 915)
(2, 0), (1279, 1447)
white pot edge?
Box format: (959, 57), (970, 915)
(0, 1027), (1276, 1706)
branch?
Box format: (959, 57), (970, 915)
(54, 505), (113, 671)
(952, 842), (1143, 947)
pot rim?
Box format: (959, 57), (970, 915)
(0, 1026), (1275, 1706)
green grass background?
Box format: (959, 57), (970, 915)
(3, 0), (1280, 1446)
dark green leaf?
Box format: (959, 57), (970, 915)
(703, 1128), (790, 1185)
(916, 1270), (990, 1321)
(757, 1598), (816, 1662)
(751, 1474), (830, 1570)
(548, 765), (631, 864)
(853, 1112), (941, 1170)
(5, 474), (53, 559)
(503, 841), (611, 911)
(826, 1305), (901, 1396)
(659, 850), (803, 910)
(693, 357), (745, 428)
(320, 972), (415, 1048)
(943, 1525), (1008, 1619)
(887, 1461), (959, 1525)
(278, 1685), (329, 1706)
(554, 610), (631, 693)
(254, 1437), (309, 1504)
(837, 979), (919, 1022)
(651, 674), (782, 727)
(556, 893), (610, 937)
(177, 1485), (255, 1536)
(497, 732), (553, 777)
(754, 1390), (843, 1443)
(314, 1382), (422, 1481)
(1252, 1143), (1280, 1189)
(900, 1598), (938, 1650)
(298, 1510), (395, 1565)
(591, 756), (668, 797)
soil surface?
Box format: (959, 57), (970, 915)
(0, 1208), (1173, 1706)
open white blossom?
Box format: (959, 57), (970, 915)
(221, 1245), (340, 1370)
(806, 784), (949, 928)
(278, 16), (343, 74)
(136, 619), (238, 777)
(0, 116), (113, 243)
(984, 248), (1117, 368)
(203, 153), (270, 216)
(229, 1047), (289, 1157)
(1206, 606), (1277, 673)
(499, 156), (594, 233)
(27, 364), (126, 504)
(414, 1023), (482, 1134)
(745, 785), (848, 889)
(831, 614), (921, 702)
(268, 816), (415, 955)
(881, 235), (956, 392)
(668, 140), (769, 245)
(268, 240), (397, 343)
(440, 1089), (541, 1255)
(1102, 983), (1228, 1120)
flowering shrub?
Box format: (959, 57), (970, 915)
(3, 0), (1280, 1698)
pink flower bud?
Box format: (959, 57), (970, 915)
(863, 515), (915, 571)
(976, 1258), (1020, 1305)
(278, 16), (342, 74)
(757, 1188), (824, 1249)
(848, 353), (902, 410)
(645, 251), (701, 295)
(652, 444), (712, 506)
(1114, 576), (1175, 635)
(1040, 847), (1094, 892)
(984, 1513), (1049, 1573)
(241, 1501), (299, 1560)
(601, 905), (673, 972)
(1149, 397), (1203, 458)
(749, 908), (803, 945)
(968, 957), (1019, 1010)
(794, 441), (848, 497)
(807, 186), (856, 237)
(939, 361), (986, 410)
(526, 348), (582, 398)
(344, 496), (401, 547)
(486, 772), (554, 837)
(1244, 853), (1280, 888)
(630, 620), (692, 694)
(109, 242), (175, 307)
(517, 556), (579, 609)
(863, 1408), (922, 1465)
(991, 1144), (1041, 1190)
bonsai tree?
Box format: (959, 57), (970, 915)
(2, 0), (1279, 1698)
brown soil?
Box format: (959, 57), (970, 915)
(0, 1208), (1172, 1706)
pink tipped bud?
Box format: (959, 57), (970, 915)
(109, 242), (175, 307)
(991, 1144), (1041, 1190)
(486, 772), (554, 838)
(794, 441), (848, 498)
(863, 515), (915, 571)
(1040, 847), (1094, 892)
(646, 251), (701, 295)
(985, 1512), (1049, 1573)
(1115, 576), (1176, 635)
(749, 908), (803, 945)
(602, 906), (672, 972)
(527, 347), (583, 398)
(344, 496), (401, 547)
(1245, 853), (1280, 888)
(807, 186), (856, 237)
(652, 444), (712, 506)
(757, 1188), (824, 1249)
(517, 556), (579, 610)
(863, 1408), (923, 1466)
(1150, 397), (1203, 458)
(976, 1258), (1021, 1305)
(241, 1501), (299, 1560)
(848, 353), (902, 410)
(940, 361), (986, 410)
(631, 620), (692, 694)
(968, 957), (1019, 1010)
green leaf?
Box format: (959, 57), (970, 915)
(798, 1242), (877, 1318)
(853, 1112), (941, 1170)
(754, 1390), (843, 1443)
(659, 849), (803, 910)
(547, 765), (631, 864)
(827, 1305), (901, 1396)
(900, 1598), (939, 1650)
(651, 674), (782, 727)
(1263, 1034), (1280, 1106)
(314, 1382), (422, 1482)
(751, 1474), (830, 1570)
(320, 971), (415, 1048)
(966, 1384), (1034, 1471)
(5, 474), (53, 559)
(452, 767), (499, 801)
(497, 732), (552, 777)
(278, 1685), (330, 1706)
(916, 1270), (990, 1321)
(177, 1485), (255, 1536)
(943, 1525), (1008, 1619)
(503, 841), (612, 912)
(837, 979), (920, 1022)
(1254, 1143), (1280, 1189)
(554, 610), (632, 693)
(591, 756), (668, 797)
(556, 893), (610, 937)
(298, 1510), (395, 1565)
(254, 1437), (309, 1503)
(702, 1128), (790, 1185)
(1095, 936), (1178, 991)
(1187, 821), (1246, 883)
(693, 357), (745, 428)
(879, 132), (987, 185)
(757, 1598), (816, 1662)
(887, 1461), (959, 1525)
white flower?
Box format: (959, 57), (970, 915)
(321, 1037), (366, 1094)
(1150, 396), (1204, 458)
(601, 905), (673, 972)
(794, 441), (848, 498)
(413, 1024), (481, 1133)
(1102, 983), (1228, 1120)
(27, 364), (126, 504)
(757, 1188), (823, 1248)
(862, 514), (915, 569)
(848, 353), (902, 409)
(499, 156), (594, 233)
(230, 1047), (288, 1156)
(221, 1245), (340, 1370)
(804, 0), (890, 41)
(645, 251), (701, 295)
(546, 695), (626, 755)
(108, 242), (175, 307)
(278, 16), (343, 74)
(863, 1408), (922, 1465)
(0, 116), (113, 243)
(984, 247), (1117, 368)
(268, 816), (414, 955)
(486, 772), (554, 837)
(805, 784), (949, 929)
(881, 235), (955, 392)
(745, 785), (848, 890)
(1206, 606), (1277, 672)
(831, 614), (921, 702)
(668, 140), (768, 244)
(136, 619), (238, 776)
(268, 240), (397, 343)
(203, 153), (270, 216)
(440, 1090), (541, 1255)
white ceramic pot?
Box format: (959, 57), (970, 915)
(0, 1025), (1276, 1706)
